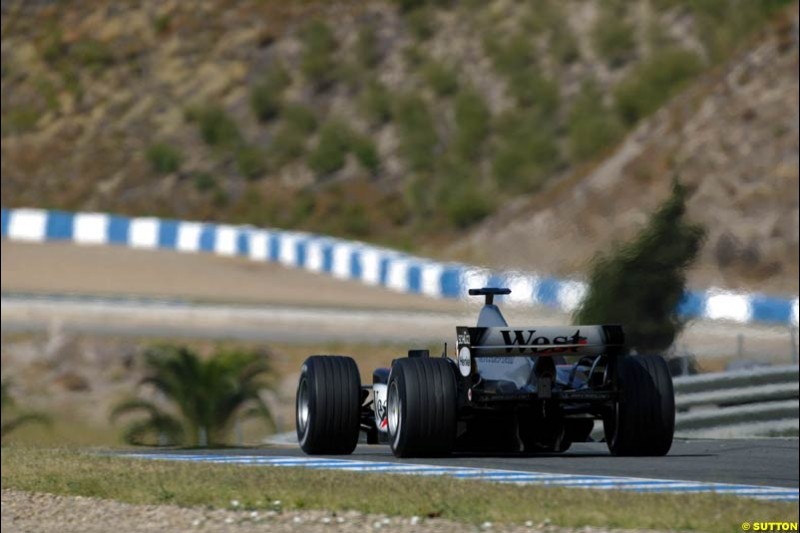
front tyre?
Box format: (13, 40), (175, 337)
(387, 358), (457, 458)
(296, 355), (361, 455)
(604, 355), (675, 456)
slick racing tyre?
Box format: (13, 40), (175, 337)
(604, 355), (675, 456)
(296, 355), (361, 455)
(387, 357), (457, 458)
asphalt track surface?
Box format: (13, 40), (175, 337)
(137, 439), (799, 489)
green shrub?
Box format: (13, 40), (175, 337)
(280, 103), (317, 134)
(402, 44), (426, 68)
(337, 61), (366, 92)
(34, 77), (59, 111)
(522, 2), (580, 65)
(430, 155), (493, 228)
(250, 64), (291, 122)
(393, 93), (438, 174)
(287, 190), (317, 226)
(507, 70), (560, 116)
(444, 187), (493, 229)
(3, 106), (40, 135)
(685, 0), (793, 62)
(359, 80), (392, 126)
(567, 81), (623, 162)
(146, 142), (182, 174)
(404, 175), (433, 214)
(393, 0), (436, 11)
(644, 16), (674, 52)
(212, 188), (230, 207)
(492, 111), (560, 192)
(193, 172), (217, 192)
(350, 135), (380, 174)
(268, 125), (306, 168)
(264, 104), (314, 170)
(339, 203), (372, 237)
(422, 60), (459, 97)
(355, 24), (382, 68)
(187, 105), (241, 147)
(153, 14), (171, 34)
(406, 8), (436, 41)
(591, 6), (635, 67)
(491, 135), (559, 192)
(549, 20), (580, 65)
(614, 47), (703, 125)
(308, 120), (352, 176)
(250, 84), (282, 123)
(235, 145), (266, 180)
(452, 88), (489, 161)
(41, 24), (65, 64)
(484, 33), (536, 76)
(301, 19), (336, 55)
(61, 67), (82, 99)
(71, 38), (114, 71)
(300, 19), (338, 90)
(268, 63), (292, 90)
(483, 33), (559, 113)
(521, 0), (568, 33)
(574, 180), (705, 353)
(306, 120), (378, 176)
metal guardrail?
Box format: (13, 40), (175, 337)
(673, 365), (800, 438)
(675, 382), (798, 410)
(673, 365), (800, 394)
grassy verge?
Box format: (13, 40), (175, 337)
(2, 446), (797, 531)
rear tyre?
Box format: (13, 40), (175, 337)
(387, 358), (457, 458)
(604, 355), (675, 456)
(296, 355), (361, 455)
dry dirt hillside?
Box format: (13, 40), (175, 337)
(1, 0), (797, 294)
(451, 8), (799, 295)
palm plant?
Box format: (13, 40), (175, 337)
(111, 345), (275, 447)
(1, 378), (51, 440)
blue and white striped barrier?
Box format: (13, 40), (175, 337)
(120, 453), (799, 502)
(2, 207), (798, 326)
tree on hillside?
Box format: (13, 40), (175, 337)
(1, 379), (51, 440)
(573, 179), (705, 353)
(111, 345), (275, 447)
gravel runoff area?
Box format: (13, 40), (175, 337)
(1, 489), (662, 533)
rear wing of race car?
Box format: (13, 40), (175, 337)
(454, 324), (626, 393)
(456, 324), (625, 359)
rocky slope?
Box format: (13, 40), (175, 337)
(450, 7), (799, 294)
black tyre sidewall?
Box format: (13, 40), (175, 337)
(605, 355), (675, 456)
(388, 358), (457, 458)
(297, 355), (361, 455)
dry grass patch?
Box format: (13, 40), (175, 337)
(2, 446), (797, 532)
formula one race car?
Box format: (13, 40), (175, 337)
(296, 288), (675, 458)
